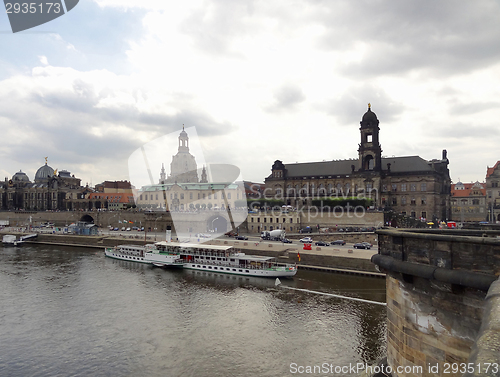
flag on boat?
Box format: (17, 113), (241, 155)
(297, 252), (301, 262)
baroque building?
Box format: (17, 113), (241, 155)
(135, 128), (244, 211)
(0, 159), (85, 211)
(264, 105), (451, 222)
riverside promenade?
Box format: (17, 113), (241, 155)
(1, 229), (383, 277)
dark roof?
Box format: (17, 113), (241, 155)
(281, 156), (436, 178)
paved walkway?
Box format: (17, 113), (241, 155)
(206, 238), (377, 261)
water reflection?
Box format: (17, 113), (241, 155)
(0, 245), (386, 377)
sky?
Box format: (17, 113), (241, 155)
(0, 0), (499, 188)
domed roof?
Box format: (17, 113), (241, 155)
(35, 163), (54, 181)
(12, 170), (30, 182)
(362, 107), (378, 123)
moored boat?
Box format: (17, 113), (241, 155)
(105, 244), (150, 264)
(167, 242), (297, 278)
(104, 243), (183, 267)
(144, 241), (183, 268)
(2, 235), (22, 246)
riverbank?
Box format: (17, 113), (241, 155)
(3, 231), (383, 278)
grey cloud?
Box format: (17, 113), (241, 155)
(321, 84), (405, 124)
(434, 122), (499, 139)
(448, 101), (500, 116)
(313, 0), (500, 78)
(264, 84), (306, 113)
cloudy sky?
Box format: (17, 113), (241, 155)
(0, 0), (499, 187)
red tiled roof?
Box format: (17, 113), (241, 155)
(487, 161), (500, 178)
(451, 182), (486, 197)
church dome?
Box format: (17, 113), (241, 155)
(180, 129), (188, 138)
(35, 163), (54, 181)
(362, 107), (378, 123)
(12, 170), (30, 182)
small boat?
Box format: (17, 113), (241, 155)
(2, 235), (22, 246)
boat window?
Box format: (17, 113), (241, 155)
(202, 266), (206, 268)
(230, 259), (235, 262)
(226, 268), (230, 271)
(233, 269), (236, 271)
(239, 269), (242, 272)
(197, 265), (201, 268)
(208, 266), (212, 269)
(245, 270), (249, 273)
(214, 267), (217, 270)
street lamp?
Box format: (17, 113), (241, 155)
(154, 216), (162, 241)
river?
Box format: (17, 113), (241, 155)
(0, 244), (386, 376)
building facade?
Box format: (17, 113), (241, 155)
(450, 181), (486, 223)
(0, 160), (86, 211)
(486, 161), (500, 223)
(264, 105), (452, 222)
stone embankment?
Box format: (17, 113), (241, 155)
(5, 231), (383, 277)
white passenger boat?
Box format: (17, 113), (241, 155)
(104, 243), (183, 267)
(167, 242), (297, 278)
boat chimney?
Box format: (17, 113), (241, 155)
(166, 226), (172, 243)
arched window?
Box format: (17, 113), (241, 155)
(365, 155), (374, 170)
(318, 184), (326, 196)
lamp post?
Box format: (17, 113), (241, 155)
(154, 216), (162, 241)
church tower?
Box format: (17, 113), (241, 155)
(159, 163), (166, 184)
(166, 126), (199, 183)
(358, 104), (382, 171)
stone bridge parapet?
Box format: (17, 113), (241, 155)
(372, 228), (500, 377)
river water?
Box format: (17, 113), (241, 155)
(0, 244), (386, 377)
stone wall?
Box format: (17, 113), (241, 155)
(373, 229), (500, 377)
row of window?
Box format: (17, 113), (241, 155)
(401, 211), (427, 219)
(385, 183), (427, 192)
(139, 192), (238, 201)
(23, 192), (57, 200)
(250, 217), (296, 223)
(275, 183), (429, 195)
(383, 197), (427, 206)
(452, 199), (483, 205)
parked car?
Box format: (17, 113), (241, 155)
(235, 235), (248, 240)
(282, 238), (293, 244)
(353, 242), (371, 249)
(361, 242), (373, 247)
(126, 227), (131, 231)
(315, 240), (329, 246)
(300, 237), (313, 243)
(331, 240), (346, 245)
(113, 227), (119, 231)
